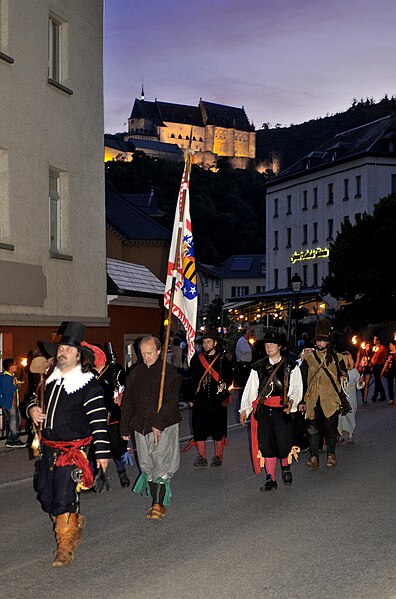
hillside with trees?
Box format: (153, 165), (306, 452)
(105, 155), (268, 265)
(256, 95), (396, 170)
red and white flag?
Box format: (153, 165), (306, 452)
(164, 158), (197, 363)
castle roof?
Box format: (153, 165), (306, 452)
(130, 98), (253, 132)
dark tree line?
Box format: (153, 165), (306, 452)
(106, 153), (268, 265)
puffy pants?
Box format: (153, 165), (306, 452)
(34, 445), (79, 516)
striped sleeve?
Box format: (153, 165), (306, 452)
(83, 384), (111, 458)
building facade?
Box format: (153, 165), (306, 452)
(126, 98), (255, 169)
(0, 1), (107, 360)
(265, 115), (396, 292)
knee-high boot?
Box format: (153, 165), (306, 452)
(52, 513), (79, 567)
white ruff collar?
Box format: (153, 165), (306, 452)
(46, 366), (94, 394)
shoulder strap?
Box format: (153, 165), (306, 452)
(196, 353), (220, 394)
(256, 357), (285, 404)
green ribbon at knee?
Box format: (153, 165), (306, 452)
(132, 472), (150, 497)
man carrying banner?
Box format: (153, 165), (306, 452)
(186, 331), (233, 467)
(120, 336), (181, 520)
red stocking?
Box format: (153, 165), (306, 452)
(196, 441), (206, 459)
(215, 440), (224, 460)
(265, 457), (277, 481)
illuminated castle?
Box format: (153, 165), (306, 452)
(125, 97), (255, 169)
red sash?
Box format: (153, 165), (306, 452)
(198, 353), (220, 383)
(42, 435), (93, 488)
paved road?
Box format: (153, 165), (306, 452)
(1, 401), (396, 599)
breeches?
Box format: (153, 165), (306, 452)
(107, 422), (128, 461)
(135, 423), (180, 480)
(192, 402), (227, 441)
(306, 401), (338, 438)
(257, 407), (296, 459)
(34, 446), (79, 516)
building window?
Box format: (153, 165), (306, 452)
(327, 218), (334, 240)
(49, 170), (61, 252)
(0, 147), (9, 240)
(287, 267), (291, 287)
(355, 213), (362, 222)
(231, 286), (249, 298)
(286, 195), (292, 215)
(312, 222), (318, 243)
(302, 224), (308, 245)
(48, 15), (62, 82)
(327, 183), (334, 205)
(273, 230), (279, 250)
(203, 293), (209, 307)
(303, 265), (308, 287)
(355, 175), (361, 197)
(343, 178), (349, 200)
(170, 133), (175, 138)
(313, 263), (318, 287)
(256, 286), (265, 293)
(273, 197), (279, 218)
(313, 187), (318, 208)
(391, 174), (396, 194)
(178, 134), (182, 139)
(286, 228), (291, 248)
(302, 190), (308, 211)
(274, 269), (278, 289)
(344, 215), (350, 224)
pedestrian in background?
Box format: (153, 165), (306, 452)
(382, 341), (396, 405)
(370, 335), (387, 402)
(355, 341), (373, 404)
(0, 358), (26, 448)
(338, 351), (361, 444)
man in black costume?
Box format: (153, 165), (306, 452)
(96, 343), (130, 487)
(240, 331), (302, 490)
(186, 331), (233, 467)
(27, 322), (110, 567)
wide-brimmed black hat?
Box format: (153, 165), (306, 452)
(313, 319), (333, 342)
(202, 330), (220, 342)
(39, 321), (94, 361)
(263, 330), (285, 346)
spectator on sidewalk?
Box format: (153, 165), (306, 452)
(0, 358), (26, 448)
(370, 335), (387, 402)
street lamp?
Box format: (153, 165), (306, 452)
(291, 273), (302, 349)
(287, 273), (302, 350)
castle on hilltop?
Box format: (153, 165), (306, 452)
(125, 96), (256, 169)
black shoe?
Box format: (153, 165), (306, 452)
(377, 398), (386, 402)
(119, 471), (130, 488)
(193, 456), (208, 468)
(281, 466), (292, 485)
(260, 475), (278, 492)
(371, 397), (377, 402)
(211, 455), (222, 467)
(6, 439), (27, 448)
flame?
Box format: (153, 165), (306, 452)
(249, 337), (255, 346)
(361, 342), (366, 350)
(351, 335), (358, 345)
(373, 345), (379, 352)
(21, 358), (28, 367)
(394, 332), (396, 341)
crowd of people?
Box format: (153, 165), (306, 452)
(1, 318), (395, 569)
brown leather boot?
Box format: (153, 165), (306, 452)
(52, 513), (79, 567)
(74, 515), (86, 548)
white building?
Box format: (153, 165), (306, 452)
(265, 115), (396, 292)
(0, 1), (107, 359)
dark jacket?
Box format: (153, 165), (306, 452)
(119, 358), (181, 436)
